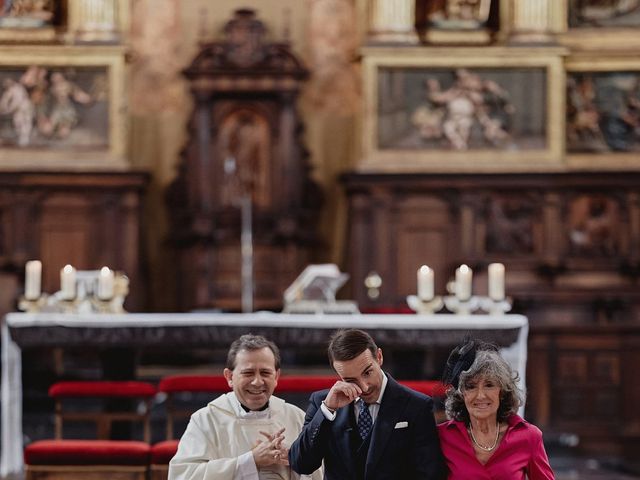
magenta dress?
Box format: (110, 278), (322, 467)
(437, 415), (555, 480)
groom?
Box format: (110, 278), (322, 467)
(289, 328), (445, 479)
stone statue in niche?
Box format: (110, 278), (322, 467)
(485, 196), (535, 254)
(568, 195), (619, 256)
(427, 0), (492, 28)
(218, 109), (271, 209)
(416, 0), (494, 44)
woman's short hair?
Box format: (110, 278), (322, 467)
(226, 334), (281, 370)
(444, 349), (523, 424)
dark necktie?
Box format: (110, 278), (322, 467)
(357, 398), (373, 440)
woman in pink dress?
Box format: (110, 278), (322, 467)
(438, 340), (554, 479)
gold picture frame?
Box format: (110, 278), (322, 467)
(0, 45), (128, 170)
(566, 54), (640, 171)
(358, 46), (567, 173)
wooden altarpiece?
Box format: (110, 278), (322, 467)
(167, 10), (322, 312)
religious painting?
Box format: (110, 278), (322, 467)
(359, 51), (564, 172)
(0, 46), (127, 169)
(568, 0), (640, 28)
(0, 0), (63, 42)
(566, 56), (640, 169)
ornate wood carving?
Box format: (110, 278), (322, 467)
(167, 9), (322, 312)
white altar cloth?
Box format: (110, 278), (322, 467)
(1, 312), (528, 478)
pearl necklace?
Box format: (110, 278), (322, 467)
(468, 422), (500, 452)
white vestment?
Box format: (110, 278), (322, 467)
(169, 392), (323, 480)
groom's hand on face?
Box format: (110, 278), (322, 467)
(323, 381), (362, 410)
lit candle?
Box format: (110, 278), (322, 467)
(417, 265), (434, 301)
(97, 266), (114, 300)
(25, 260), (42, 300)
(455, 264), (473, 301)
(60, 264), (76, 300)
(488, 263), (505, 301)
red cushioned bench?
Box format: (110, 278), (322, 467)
(24, 439), (150, 480)
(49, 381), (157, 443)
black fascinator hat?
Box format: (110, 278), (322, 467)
(442, 338), (498, 388)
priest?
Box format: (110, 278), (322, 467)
(169, 334), (323, 480)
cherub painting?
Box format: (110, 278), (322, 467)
(377, 66), (546, 152)
(0, 65), (109, 148)
(410, 69), (515, 150)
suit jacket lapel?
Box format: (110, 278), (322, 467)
(334, 403), (357, 477)
(365, 376), (409, 478)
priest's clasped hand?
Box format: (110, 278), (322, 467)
(323, 380), (363, 411)
(253, 427), (290, 467)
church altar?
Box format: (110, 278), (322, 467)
(1, 312), (528, 477)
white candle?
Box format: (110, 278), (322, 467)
(417, 265), (434, 301)
(455, 264), (472, 301)
(97, 266), (114, 300)
(488, 263), (505, 301)
(25, 260), (42, 300)
(60, 264), (76, 300)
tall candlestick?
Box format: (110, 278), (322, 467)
(417, 265), (434, 301)
(60, 264), (76, 300)
(97, 266), (114, 300)
(25, 260), (42, 300)
(455, 264), (473, 301)
(488, 263), (505, 301)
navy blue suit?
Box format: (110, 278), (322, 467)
(289, 375), (446, 480)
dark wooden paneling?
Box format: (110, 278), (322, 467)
(343, 171), (640, 458)
(529, 325), (640, 458)
(343, 171), (640, 323)
(0, 171), (148, 312)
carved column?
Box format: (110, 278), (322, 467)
(366, 0), (418, 44)
(507, 0), (555, 44)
